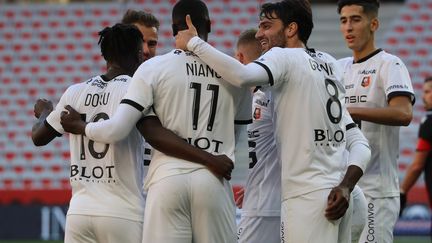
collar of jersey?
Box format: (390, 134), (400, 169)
(353, 48), (383, 64)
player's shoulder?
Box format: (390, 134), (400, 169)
(135, 49), (194, 73)
(312, 50), (337, 62)
(376, 50), (402, 63)
(67, 75), (101, 92)
(337, 56), (353, 66)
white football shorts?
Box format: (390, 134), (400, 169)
(142, 168), (237, 243)
(64, 214), (142, 243)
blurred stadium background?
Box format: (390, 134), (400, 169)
(0, 0), (431, 241)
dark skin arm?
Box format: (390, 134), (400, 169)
(348, 96), (413, 126)
(136, 116), (234, 180)
(325, 165), (363, 220)
(60, 105), (235, 180)
(31, 99), (58, 146)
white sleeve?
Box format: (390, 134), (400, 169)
(344, 111), (371, 172)
(85, 103), (143, 143)
(187, 36), (268, 87)
(122, 62), (155, 111)
(381, 57), (415, 103)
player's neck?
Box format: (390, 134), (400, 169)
(352, 40), (376, 63)
(104, 64), (129, 81)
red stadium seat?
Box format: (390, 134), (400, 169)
(408, 2), (420, 10)
(3, 32), (13, 41)
(401, 14), (413, 22)
(66, 20), (76, 28)
(21, 10), (32, 18)
(5, 10), (15, 18)
(21, 32), (31, 40)
(39, 9), (49, 17)
(32, 20), (42, 29)
(20, 54), (31, 63)
(413, 25), (425, 33)
(416, 48), (428, 57)
(74, 9), (84, 17)
(56, 31), (66, 39)
(30, 43), (40, 52)
(92, 9), (102, 17)
(49, 21), (60, 28)
(394, 25), (405, 33)
(387, 37), (398, 45)
(23, 152), (35, 161)
(14, 21), (24, 29)
(57, 9), (67, 17)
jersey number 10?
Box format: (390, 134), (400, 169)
(79, 112), (110, 160)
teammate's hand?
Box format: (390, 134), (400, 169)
(325, 185), (350, 221)
(60, 105), (86, 135)
(400, 192), (407, 217)
(206, 154), (234, 181)
(34, 98), (53, 119)
(175, 14), (198, 50)
(235, 187), (245, 209)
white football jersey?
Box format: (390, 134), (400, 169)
(123, 50), (252, 189)
(46, 75), (147, 222)
(254, 48), (347, 200)
(242, 89), (281, 217)
(338, 49), (414, 198)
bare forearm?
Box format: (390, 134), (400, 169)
(137, 117), (214, 166)
(348, 106), (412, 126)
(400, 167), (422, 193)
(32, 110), (55, 146)
(400, 152), (428, 193)
(339, 165), (363, 192)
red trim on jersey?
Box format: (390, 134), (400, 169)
(417, 138), (432, 151)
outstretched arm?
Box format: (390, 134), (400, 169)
(137, 116), (234, 180)
(175, 15), (268, 88)
(32, 99), (59, 146)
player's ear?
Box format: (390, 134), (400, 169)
(285, 22), (297, 39)
(235, 52), (244, 64)
(370, 17), (379, 32)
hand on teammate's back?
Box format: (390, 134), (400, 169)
(34, 99), (53, 119)
(60, 105), (86, 135)
(206, 154), (234, 181)
(325, 185), (350, 221)
(174, 15), (198, 51)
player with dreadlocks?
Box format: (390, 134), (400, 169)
(32, 23), (146, 243)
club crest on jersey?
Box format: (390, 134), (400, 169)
(361, 76), (371, 87)
(253, 107), (261, 120)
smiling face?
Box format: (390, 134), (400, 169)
(339, 4), (378, 58)
(134, 23), (158, 61)
(255, 12), (287, 53)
